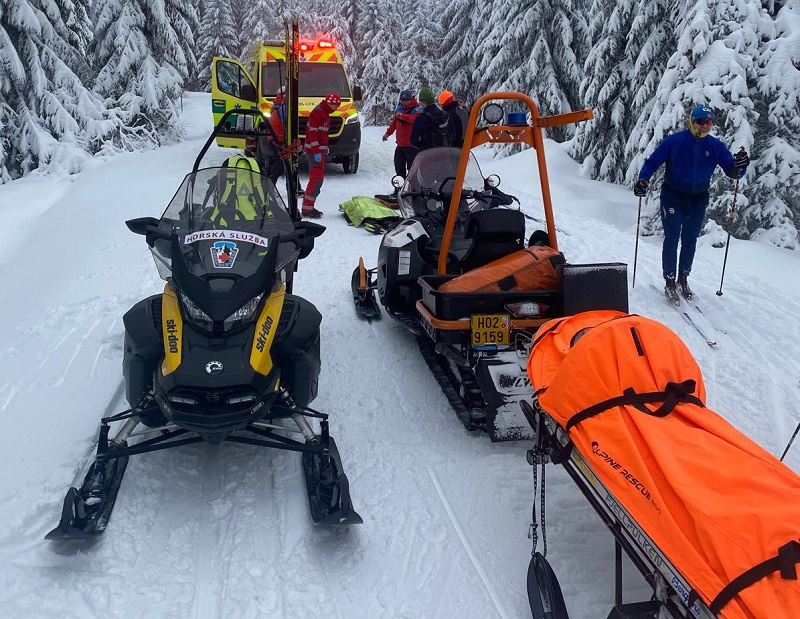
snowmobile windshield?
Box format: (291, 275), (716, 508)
(150, 166), (297, 281)
(398, 147), (486, 220)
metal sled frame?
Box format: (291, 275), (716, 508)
(522, 400), (716, 619)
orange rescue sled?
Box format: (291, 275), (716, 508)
(523, 311), (800, 619)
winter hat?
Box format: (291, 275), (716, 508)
(438, 90), (455, 106)
(324, 92), (341, 108)
(454, 93), (467, 104)
(418, 87), (435, 104)
(399, 89), (414, 101)
(690, 105), (715, 122)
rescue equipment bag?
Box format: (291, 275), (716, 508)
(439, 246), (565, 293)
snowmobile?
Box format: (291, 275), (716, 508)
(47, 110), (362, 540)
(353, 92), (629, 441)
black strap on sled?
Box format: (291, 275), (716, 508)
(565, 379), (704, 433)
(709, 539), (800, 614)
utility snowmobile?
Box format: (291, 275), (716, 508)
(47, 110), (361, 540)
(354, 92), (629, 441)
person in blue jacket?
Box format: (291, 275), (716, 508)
(634, 105), (749, 302)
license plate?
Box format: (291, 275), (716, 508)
(471, 313), (510, 347)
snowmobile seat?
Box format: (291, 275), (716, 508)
(461, 209), (526, 272)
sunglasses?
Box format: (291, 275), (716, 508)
(693, 118), (713, 126)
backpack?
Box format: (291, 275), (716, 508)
(422, 107), (451, 148)
(209, 155), (269, 224)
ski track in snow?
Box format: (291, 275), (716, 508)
(0, 92), (798, 618)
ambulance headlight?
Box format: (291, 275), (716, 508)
(345, 113), (360, 125)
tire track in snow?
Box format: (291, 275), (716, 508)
(426, 466), (510, 619)
(191, 445), (221, 619)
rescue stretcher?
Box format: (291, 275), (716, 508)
(521, 310), (800, 619)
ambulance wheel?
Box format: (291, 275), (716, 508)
(343, 153), (359, 174)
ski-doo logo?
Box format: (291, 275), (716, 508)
(210, 241), (238, 269)
(205, 361), (224, 375)
(591, 441), (653, 502)
(166, 319), (179, 354)
(255, 316), (274, 353)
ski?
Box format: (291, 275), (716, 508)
(651, 285), (716, 347)
(284, 20), (300, 221)
(679, 310), (717, 347)
(685, 300), (728, 335)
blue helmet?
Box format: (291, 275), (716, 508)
(691, 105), (715, 122)
(399, 89), (414, 101)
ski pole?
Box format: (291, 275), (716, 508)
(716, 175), (740, 297)
(780, 419), (800, 462)
(632, 196), (642, 288)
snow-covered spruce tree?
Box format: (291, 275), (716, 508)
(440, 0), (476, 103)
(196, 0), (238, 89)
(626, 0), (761, 239)
(746, 0), (799, 248)
(167, 0), (200, 88)
(572, 0), (675, 183)
(356, 0), (403, 126)
(490, 1), (586, 142)
(0, 0), (117, 180)
(92, 0), (189, 147)
(396, 0), (443, 99)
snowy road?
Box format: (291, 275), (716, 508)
(0, 93), (798, 619)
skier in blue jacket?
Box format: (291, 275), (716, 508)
(634, 105), (749, 302)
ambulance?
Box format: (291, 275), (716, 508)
(211, 38), (362, 173)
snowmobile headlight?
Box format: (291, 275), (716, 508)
(223, 293), (264, 329)
(227, 393), (257, 405)
(169, 394), (198, 406)
(345, 112), (360, 125)
(180, 292), (213, 329)
(505, 302), (549, 318)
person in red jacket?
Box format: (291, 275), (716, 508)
(302, 92), (341, 218)
(382, 89), (423, 178)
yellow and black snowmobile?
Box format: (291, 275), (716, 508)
(47, 110), (361, 539)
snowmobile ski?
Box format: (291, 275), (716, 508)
(303, 434), (363, 525)
(351, 258), (381, 319)
(46, 437), (130, 540)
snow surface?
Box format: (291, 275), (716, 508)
(0, 92), (798, 618)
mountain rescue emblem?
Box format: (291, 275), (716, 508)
(211, 241), (238, 269)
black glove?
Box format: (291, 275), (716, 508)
(633, 179), (648, 197)
(733, 149), (749, 169)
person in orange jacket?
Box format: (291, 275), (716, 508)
(302, 92), (341, 218)
(383, 89), (423, 179)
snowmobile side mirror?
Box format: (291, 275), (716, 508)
(485, 174), (500, 188)
(126, 217), (170, 247)
(292, 221), (326, 259)
(391, 175), (403, 189)
(125, 217), (159, 238)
